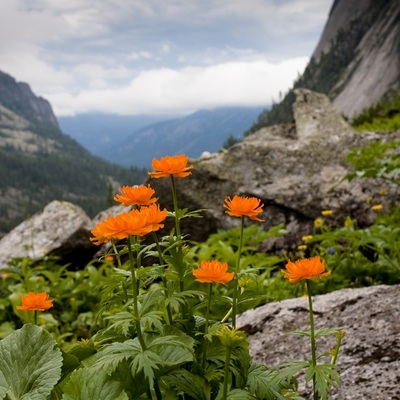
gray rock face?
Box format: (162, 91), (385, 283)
(148, 89), (399, 249)
(237, 284), (400, 400)
(0, 201), (95, 268)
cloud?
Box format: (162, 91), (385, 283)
(0, 0), (331, 116)
(46, 57), (308, 116)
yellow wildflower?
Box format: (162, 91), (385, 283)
(314, 218), (324, 227)
(302, 235), (313, 242)
(321, 210), (333, 217)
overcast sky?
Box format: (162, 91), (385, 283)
(0, 0), (333, 117)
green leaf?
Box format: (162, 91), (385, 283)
(0, 323), (63, 400)
(305, 364), (341, 400)
(165, 369), (211, 399)
(247, 363), (292, 400)
(61, 366), (128, 400)
(225, 388), (256, 399)
(130, 350), (163, 388)
(94, 339), (141, 375)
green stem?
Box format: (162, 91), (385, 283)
(306, 280), (318, 400)
(152, 232), (173, 324)
(170, 175), (186, 318)
(34, 310), (37, 325)
(170, 175), (181, 238)
(222, 346), (232, 400)
(231, 216), (244, 329)
(331, 331), (345, 366)
(127, 236), (146, 350)
(111, 240), (122, 268)
(202, 283), (213, 368)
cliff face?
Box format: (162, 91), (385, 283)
(331, 0), (400, 117)
(250, 0), (400, 130)
(0, 70), (59, 127)
(315, 0), (400, 118)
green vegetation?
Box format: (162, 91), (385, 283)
(0, 138), (398, 398)
(351, 90), (400, 131)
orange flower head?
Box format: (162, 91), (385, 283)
(16, 292), (53, 312)
(281, 256), (331, 284)
(192, 260), (234, 284)
(139, 203), (168, 234)
(90, 212), (137, 245)
(148, 154), (193, 179)
(223, 195), (264, 222)
(114, 184), (158, 207)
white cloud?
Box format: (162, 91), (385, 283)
(46, 57), (308, 116)
(0, 0), (332, 116)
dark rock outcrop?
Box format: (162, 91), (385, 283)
(237, 284), (400, 400)
(148, 89), (400, 249)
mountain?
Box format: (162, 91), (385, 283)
(0, 70), (147, 234)
(98, 106), (264, 168)
(248, 0), (400, 132)
(58, 113), (179, 156)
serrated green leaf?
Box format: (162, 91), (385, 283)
(305, 364), (341, 400)
(61, 366), (128, 400)
(226, 388), (256, 399)
(247, 363), (290, 400)
(130, 350), (163, 388)
(162, 370), (211, 400)
(0, 323), (63, 400)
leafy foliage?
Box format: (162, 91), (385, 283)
(0, 324), (63, 399)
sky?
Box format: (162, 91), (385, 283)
(0, 0), (333, 117)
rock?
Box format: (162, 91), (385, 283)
(0, 200), (95, 269)
(237, 284), (400, 400)
(147, 89), (400, 249)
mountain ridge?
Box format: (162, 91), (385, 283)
(97, 106), (264, 168)
(0, 70), (146, 234)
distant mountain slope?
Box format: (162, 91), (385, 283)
(99, 106), (264, 168)
(248, 0), (400, 132)
(0, 70), (146, 233)
(58, 113), (179, 156)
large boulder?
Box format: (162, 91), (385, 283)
(0, 200), (95, 268)
(148, 89), (399, 250)
(237, 284), (400, 400)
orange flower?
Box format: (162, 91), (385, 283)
(192, 260), (234, 284)
(114, 184), (158, 207)
(281, 256), (331, 284)
(139, 203), (168, 234)
(223, 195), (264, 222)
(90, 211), (139, 245)
(148, 154), (193, 178)
(16, 292), (53, 312)
(90, 205), (168, 245)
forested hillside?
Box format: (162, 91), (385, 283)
(0, 71), (146, 233)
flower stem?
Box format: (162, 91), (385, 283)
(127, 235), (146, 350)
(231, 216), (244, 329)
(202, 283), (213, 368)
(152, 232), (173, 324)
(306, 280), (318, 400)
(34, 310), (37, 325)
(222, 346), (232, 400)
(170, 175), (181, 238)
